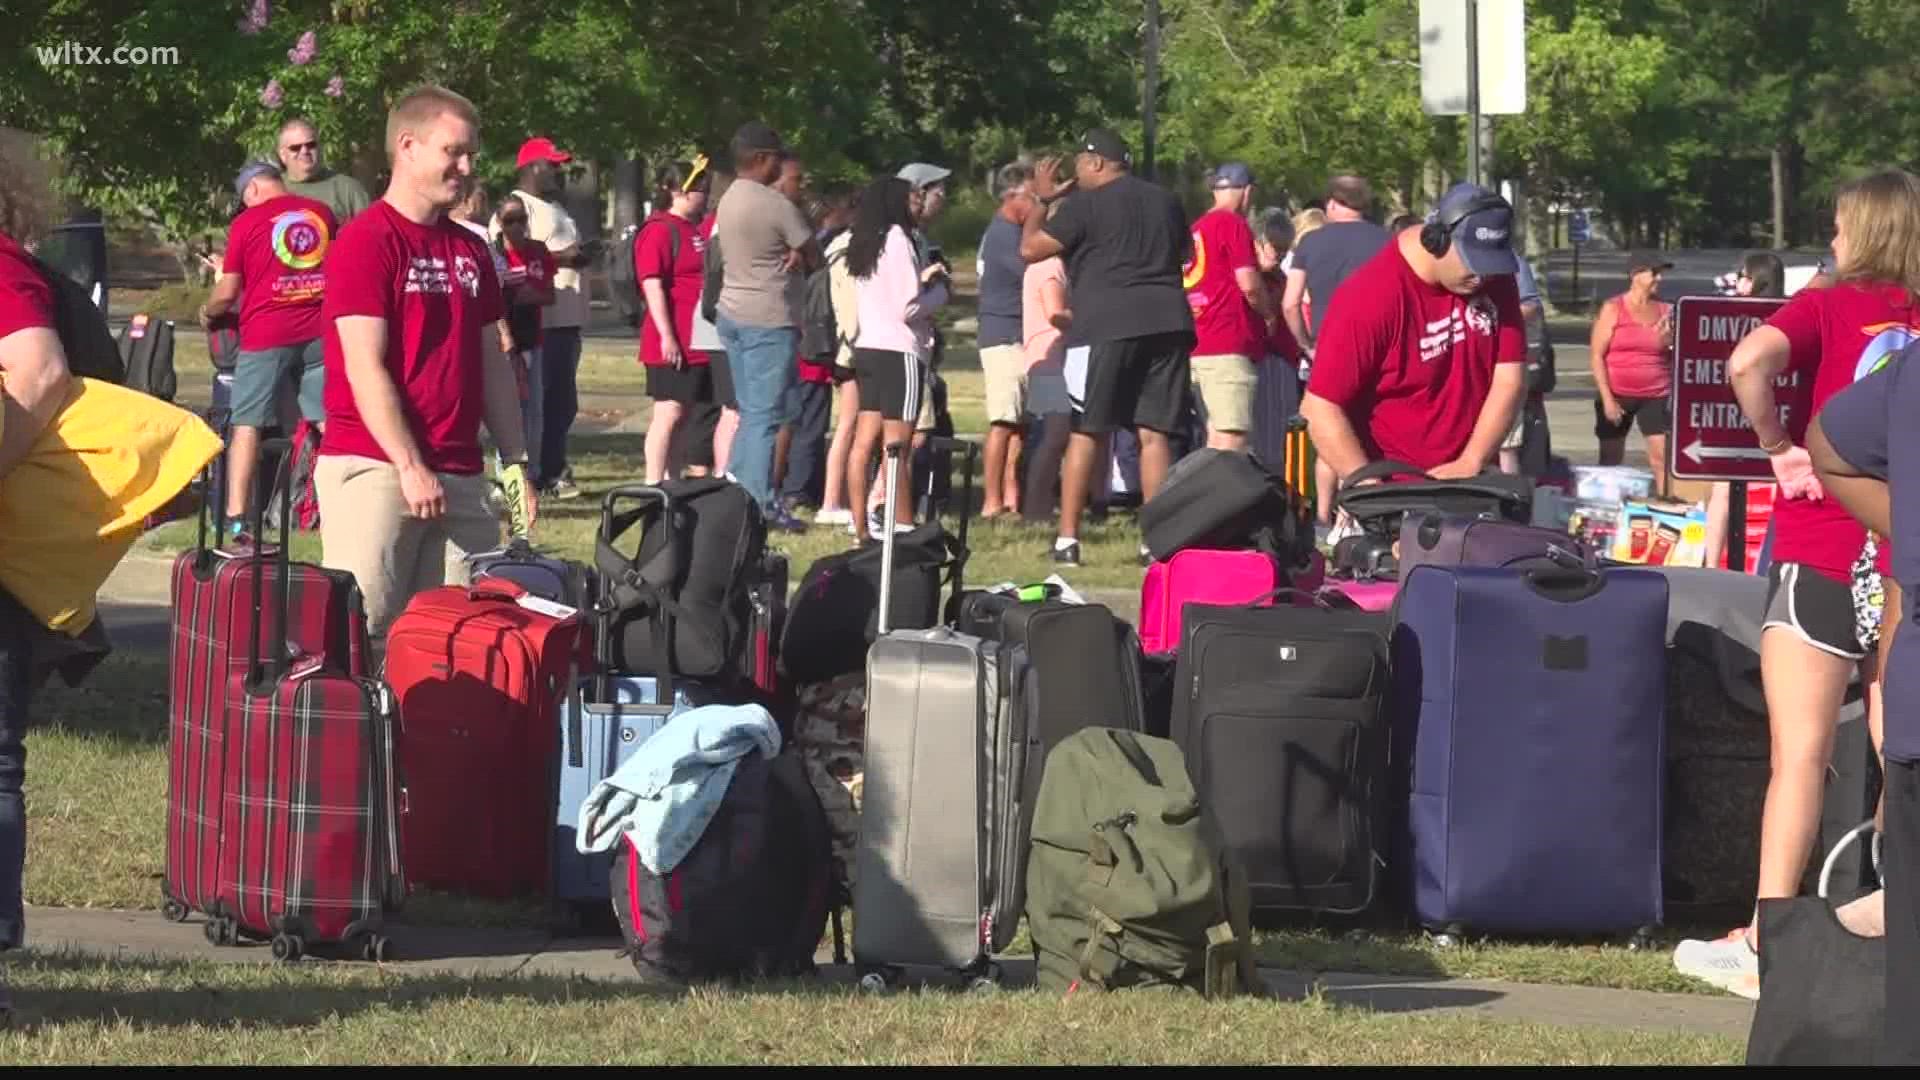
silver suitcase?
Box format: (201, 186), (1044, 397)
(853, 438), (1011, 988)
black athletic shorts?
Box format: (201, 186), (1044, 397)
(709, 348), (738, 410)
(852, 347), (927, 422)
(1764, 560), (1869, 660)
(1073, 331), (1194, 436)
(1594, 394), (1670, 438)
(645, 362), (717, 406)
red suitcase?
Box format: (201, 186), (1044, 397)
(201, 491), (404, 962)
(384, 576), (586, 899)
(162, 448), (372, 926)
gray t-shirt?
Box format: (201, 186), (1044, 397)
(715, 178), (814, 328)
(976, 215), (1025, 348)
(283, 170), (370, 226)
(1293, 219), (1391, 337)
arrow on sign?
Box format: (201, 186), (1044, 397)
(1683, 440), (1771, 463)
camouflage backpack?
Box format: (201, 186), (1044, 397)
(1025, 727), (1259, 999)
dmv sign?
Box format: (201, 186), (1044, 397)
(1668, 296), (1802, 481)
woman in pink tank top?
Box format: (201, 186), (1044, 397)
(1589, 251), (1676, 492)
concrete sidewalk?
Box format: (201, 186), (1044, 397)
(18, 905), (1755, 1040)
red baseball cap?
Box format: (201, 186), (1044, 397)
(516, 136), (572, 170)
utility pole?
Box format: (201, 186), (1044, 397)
(1466, 0), (1481, 188)
(1142, 0), (1160, 181)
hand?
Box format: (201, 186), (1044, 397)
(782, 248), (803, 274)
(199, 253), (222, 275)
(921, 262), (947, 284)
(196, 303), (213, 331)
(399, 464), (446, 520)
(1769, 445), (1826, 501)
(497, 461), (538, 538)
(1601, 397), (1625, 425)
(661, 336), (684, 370)
(1426, 458), (1484, 481)
(1656, 311), (1675, 349)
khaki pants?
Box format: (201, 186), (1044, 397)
(314, 454), (502, 639)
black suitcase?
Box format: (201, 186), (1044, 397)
(1137, 447), (1299, 563)
(1170, 590), (1392, 916)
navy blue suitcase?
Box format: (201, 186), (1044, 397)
(1389, 563), (1668, 943)
(550, 672), (707, 916)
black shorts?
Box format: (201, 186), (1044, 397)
(709, 348), (738, 410)
(1764, 561), (1869, 660)
(1594, 394), (1670, 438)
(852, 347), (927, 422)
(831, 360), (857, 385)
(1073, 331), (1193, 436)
(645, 363), (716, 406)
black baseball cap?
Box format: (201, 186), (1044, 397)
(1629, 251), (1674, 275)
(731, 121), (786, 155)
(1079, 128), (1131, 167)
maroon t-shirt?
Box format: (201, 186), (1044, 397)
(1306, 239), (1525, 471)
(634, 211), (710, 368)
(0, 232), (55, 339)
(222, 194), (337, 350)
(318, 200), (505, 475)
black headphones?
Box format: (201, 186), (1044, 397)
(1420, 190), (1512, 258)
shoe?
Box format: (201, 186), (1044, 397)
(1138, 543), (1152, 568)
(1672, 926), (1760, 1000)
(813, 507), (853, 526)
(546, 477), (581, 500)
(1050, 541), (1082, 567)
(766, 506), (809, 534)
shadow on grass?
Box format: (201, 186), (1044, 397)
(29, 652), (170, 748)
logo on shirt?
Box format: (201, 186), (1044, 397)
(1418, 296), (1499, 363)
(270, 209), (330, 270)
(528, 261), (544, 282)
(453, 253), (480, 298)
(406, 256), (457, 295)
(1854, 322), (1920, 380)
(1182, 229), (1207, 290)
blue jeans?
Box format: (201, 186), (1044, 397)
(0, 590), (31, 952)
(539, 328), (582, 488)
(716, 314), (798, 511)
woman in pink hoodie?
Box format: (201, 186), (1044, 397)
(846, 176), (948, 543)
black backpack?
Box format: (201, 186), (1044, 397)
(595, 477), (768, 684)
(115, 313), (178, 401)
(612, 220), (683, 329)
(28, 252), (124, 385)
(798, 237), (844, 362)
(609, 747), (844, 984)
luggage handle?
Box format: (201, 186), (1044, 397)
(593, 484), (674, 704)
(921, 434), (980, 604)
(466, 576), (530, 604)
(877, 441), (905, 636)
(1522, 566), (1606, 603)
(1244, 586), (1336, 611)
(245, 436), (299, 693)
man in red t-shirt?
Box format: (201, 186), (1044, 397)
(198, 160), (339, 534)
(0, 229), (77, 1005)
(313, 84), (533, 639)
(1300, 183), (1527, 480)
(1183, 163), (1273, 452)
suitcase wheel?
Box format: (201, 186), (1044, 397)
(270, 932), (304, 963)
(1427, 924), (1466, 949)
(160, 899), (189, 923)
(856, 966), (901, 993)
(357, 933), (394, 963)
(203, 916), (237, 947)
(1625, 927), (1656, 952)
(964, 961), (1003, 994)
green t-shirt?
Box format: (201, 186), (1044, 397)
(282, 171), (371, 225)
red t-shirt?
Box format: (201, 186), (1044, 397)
(221, 194), (337, 351)
(1763, 281), (1920, 580)
(635, 211), (709, 368)
(1183, 208), (1264, 358)
(0, 232), (55, 338)
(502, 241), (556, 347)
(318, 199), (505, 476)
(1305, 239), (1526, 471)
(1262, 271), (1301, 360)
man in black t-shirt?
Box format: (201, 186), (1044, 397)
(1019, 127), (1195, 567)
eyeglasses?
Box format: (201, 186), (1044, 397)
(283, 141), (318, 155)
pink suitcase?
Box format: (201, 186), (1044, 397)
(1139, 549), (1283, 654)
(1309, 578), (1399, 613)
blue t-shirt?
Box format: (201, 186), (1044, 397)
(1817, 342), (1915, 760)
(976, 215), (1025, 348)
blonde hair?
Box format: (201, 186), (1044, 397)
(385, 84), (479, 161)
(1832, 168), (1920, 298)
(1292, 207), (1328, 241)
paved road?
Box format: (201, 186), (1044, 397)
(1538, 246), (1827, 312)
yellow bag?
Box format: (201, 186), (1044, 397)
(0, 375), (223, 634)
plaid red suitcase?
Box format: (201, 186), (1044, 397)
(162, 444), (372, 926)
(384, 576), (586, 899)
(204, 521), (404, 961)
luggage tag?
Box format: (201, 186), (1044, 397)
(129, 314), (149, 339)
(516, 594), (579, 622)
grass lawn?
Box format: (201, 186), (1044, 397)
(0, 952), (1741, 1065)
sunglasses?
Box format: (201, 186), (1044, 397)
(500, 213), (528, 225)
(283, 141), (318, 154)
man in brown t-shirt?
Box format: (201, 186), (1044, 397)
(713, 122), (818, 528)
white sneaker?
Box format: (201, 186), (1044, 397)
(1673, 926), (1760, 1000)
(813, 507), (853, 526)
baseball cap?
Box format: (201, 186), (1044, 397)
(897, 162), (953, 190)
(1079, 128), (1131, 167)
(516, 137), (572, 171)
(1629, 250), (1675, 275)
(234, 160), (280, 198)
(731, 121), (786, 155)
(1210, 162), (1254, 189)
(1432, 182), (1517, 276)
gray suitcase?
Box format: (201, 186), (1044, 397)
(853, 438), (1018, 988)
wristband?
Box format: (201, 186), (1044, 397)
(1761, 435), (1792, 455)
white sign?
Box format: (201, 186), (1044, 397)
(1419, 0), (1527, 117)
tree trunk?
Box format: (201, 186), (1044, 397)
(1771, 142), (1788, 249)
(612, 158), (643, 237)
